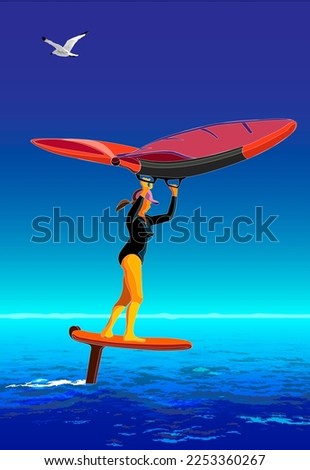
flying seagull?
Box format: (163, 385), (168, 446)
(42, 31), (88, 57)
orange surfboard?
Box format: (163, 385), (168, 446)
(69, 326), (192, 384)
(71, 327), (192, 351)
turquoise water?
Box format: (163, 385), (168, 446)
(0, 315), (309, 449)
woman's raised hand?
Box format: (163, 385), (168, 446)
(140, 180), (154, 190)
(169, 185), (178, 197)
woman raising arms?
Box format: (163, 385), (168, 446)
(101, 180), (178, 342)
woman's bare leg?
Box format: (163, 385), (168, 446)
(101, 277), (130, 337)
(122, 255), (145, 342)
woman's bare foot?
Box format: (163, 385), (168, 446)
(123, 333), (146, 343)
(100, 327), (114, 338)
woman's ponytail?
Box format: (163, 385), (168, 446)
(116, 199), (131, 212)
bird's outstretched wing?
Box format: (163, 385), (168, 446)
(63, 31), (88, 52)
(42, 37), (66, 52)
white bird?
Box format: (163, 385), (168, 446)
(42, 31), (88, 58)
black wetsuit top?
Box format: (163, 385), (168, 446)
(118, 195), (177, 265)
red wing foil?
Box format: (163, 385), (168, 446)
(126, 119), (296, 161)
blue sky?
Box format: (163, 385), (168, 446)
(0, 2), (309, 315)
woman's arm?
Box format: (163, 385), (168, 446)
(126, 181), (152, 232)
(149, 186), (178, 225)
(126, 196), (143, 231)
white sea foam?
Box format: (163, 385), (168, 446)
(0, 313), (310, 320)
(239, 415), (310, 426)
(6, 378), (85, 389)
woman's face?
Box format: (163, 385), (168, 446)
(141, 199), (151, 213)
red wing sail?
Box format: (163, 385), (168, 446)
(31, 119), (297, 180)
(117, 118), (297, 179)
(124, 119), (296, 161)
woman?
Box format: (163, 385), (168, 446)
(101, 180), (178, 342)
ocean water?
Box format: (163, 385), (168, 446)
(0, 315), (309, 450)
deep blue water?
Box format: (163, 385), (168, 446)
(0, 316), (309, 450)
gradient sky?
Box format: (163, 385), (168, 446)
(0, 2), (309, 315)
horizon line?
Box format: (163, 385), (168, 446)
(0, 313), (310, 320)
